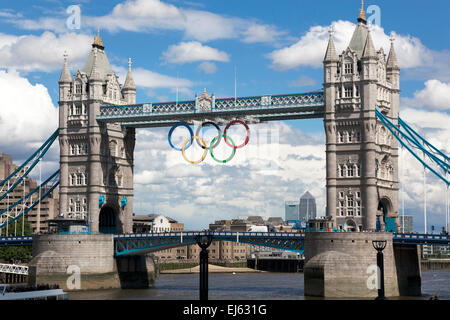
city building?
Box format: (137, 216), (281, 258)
(132, 213), (182, 233)
(399, 215), (413, 233)
(299, 191), (317, 221)
(285, 201), (299, 221)
(0, 150), (59, 234)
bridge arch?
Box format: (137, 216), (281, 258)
(343, 219), (357, 232)
(99, 205), (117, 234)
(377, 197), (396, 232)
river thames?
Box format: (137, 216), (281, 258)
(67, 269), (450, 300)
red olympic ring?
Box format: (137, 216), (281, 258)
(223, 120), (250, 149)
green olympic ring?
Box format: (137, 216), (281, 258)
(209, 134), (236, 164)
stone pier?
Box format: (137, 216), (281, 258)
(27, 234), (156, 291)
(303, 232), (421, 298)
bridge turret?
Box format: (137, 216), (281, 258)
(123, 58), (136, 105)
(58, 52), (72, 102)
(323, 26), (339, 226)
(386, 34), (400, 117)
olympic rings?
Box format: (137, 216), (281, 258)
(195, 121), (222, 149)
(168, 120), (250, 164)
(209, 135), (236, 164)
(168, 122), (193, 151)
(181, 136), (208, 164)
(224, 120), (250, 149)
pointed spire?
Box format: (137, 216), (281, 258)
(358, 0), (367, 24)
(90, 48), (101, 81)
(362, 28), (377, 58)
(59, 51), (72, 83)
(93, 28), (104, 49)
(324, 25), (339, 62)
(123, 58), (136, 89)
(387, 33), (400, 70)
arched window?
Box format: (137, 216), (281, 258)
(347, 165), (354, 177)
(76, 174), (82, 185)
(70, 174), (76, 186)
(69, 144), (74, 155)
(75, 81), (82, 94)
(339, 165), (345, 177)
(344, 60), (353, 74)
(355, 164), (361, 177)
(348, 131), (353, 143)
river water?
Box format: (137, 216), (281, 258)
(67, 270), (450, 300)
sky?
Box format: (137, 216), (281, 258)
(0, 0), (449, 232)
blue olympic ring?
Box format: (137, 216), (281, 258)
(168, 122), (194, 151)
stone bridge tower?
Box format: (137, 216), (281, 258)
(58, 31), (136, 234)
(323, 6), (400, 232)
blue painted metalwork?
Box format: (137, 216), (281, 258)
(376, 109), (450, 186)
(99, 195), (105, 207)
(0, 170), (60, 218)
(97, 92), (325, 128)
(393, 233), (450, 246)
(0, 236), (33, 247)
(385, 217), (396, 233)
(0, 129), (59, 203)
(0, 170), (60, 230)
(121, 197), (127, 208)
(114, 232), (305, 256)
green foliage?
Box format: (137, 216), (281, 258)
(0, 217), (33, 263)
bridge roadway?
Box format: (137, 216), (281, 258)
(1, 233), (449, 256)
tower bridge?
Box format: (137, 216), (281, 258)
(0, 2), (449, 298)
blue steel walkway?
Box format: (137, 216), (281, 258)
(114, 231), (305, 256)
(1, 233), (448, 255)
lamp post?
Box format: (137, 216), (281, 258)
(372, 240), (387, 300)
(196, 234), (212, 301)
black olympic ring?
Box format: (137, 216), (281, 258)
(195, 121), (222, 149)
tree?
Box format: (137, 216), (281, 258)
(0, 217), (33, 263)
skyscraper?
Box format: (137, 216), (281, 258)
(299, 191), (316, 220)
(399, 215), (413, 233)
(285, 201), (299, 221)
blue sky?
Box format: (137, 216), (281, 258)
(0, 0), (449, 232)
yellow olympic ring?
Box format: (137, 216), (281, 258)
(181, 136), (208, 164)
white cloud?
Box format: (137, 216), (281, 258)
(114, 65), (193, 92)
(132, 122), (326, 229)
(402, 80), (450, 111)
(268, 20), (432, 71)
(397, 107), (450, 231)
(162, 41), (229, 64)
(241, 24), (286, 44)
(0, 70), (58, 149)
(0, 31), (92, 72)
(198, 61), (217, 74)
(8, 0), (286, 44)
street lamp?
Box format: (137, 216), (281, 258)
(372, 240), (387, 300)
(196, 234), (213, 301)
